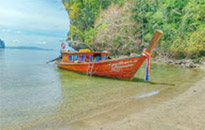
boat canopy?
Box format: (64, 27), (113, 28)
(61, 51), (109, 63)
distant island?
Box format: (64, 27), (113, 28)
(0, 39), (53, 51)
(0, 39), (5, 48)
(6, 46), (54, 51)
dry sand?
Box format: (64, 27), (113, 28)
(67, 66), (205, 130)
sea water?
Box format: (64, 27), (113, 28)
(0, 49), (202, 129)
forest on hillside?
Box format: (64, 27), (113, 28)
(62, 0), (205, 59)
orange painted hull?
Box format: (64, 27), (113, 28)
(57, 56), (146, 80)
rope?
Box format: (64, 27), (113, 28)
(90, 63), (94, 76)
(87, 62), (90, 76)
(87, 62), (94, 76)
(142, 50), (151, 81)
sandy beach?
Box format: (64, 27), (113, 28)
(67, 66), (205, 130)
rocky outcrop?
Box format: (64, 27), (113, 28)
(0, 39), (5, 48)
(153, 57), (202, 68)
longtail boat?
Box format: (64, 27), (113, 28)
(57, 30), (163, 80)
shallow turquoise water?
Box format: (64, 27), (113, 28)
(0, 49), (201, 129)
(0, 49), (62, 127)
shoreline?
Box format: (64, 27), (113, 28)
(113, 54), (205, 68)
(66, 65), (205, 130)
(152, 56), (204, 68)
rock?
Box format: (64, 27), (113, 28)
(181, 63), (186, 68)
(193, 59), (200, 64)
(166, 60), (173, 64)
(185, 63), (191, 68)
(190, 63), (196, 68)
(195, 64), (200, 67)
(201, 60), (205, 65)
(182, 59), (192, 64)
(130, 53), (138, 57)
(0, 39), (5, 48)
(175, 60), (182, 64)
(185, 62), (196, 68)
(119, 55), (128, 58)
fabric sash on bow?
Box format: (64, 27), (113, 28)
(142, 50), (151, 81)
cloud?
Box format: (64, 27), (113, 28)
(14, 31), (21, 34)
(1, 29), (21, 34)
(1, 29), (11, 33)
(12, 39), (20, 43)
(0, 0), (69, 31)
(0, 7), (68, 31)
(36, 41), (47, 45)
(42, 41), (47, 45)
(0, 0), (69, 49)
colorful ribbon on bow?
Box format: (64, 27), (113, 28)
(142, 50), (151, 81)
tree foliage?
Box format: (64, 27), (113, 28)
(63, 0), (111, 41)
(89, 3), (139, 55)
(63, 0), (205, 58)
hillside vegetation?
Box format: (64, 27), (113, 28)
(62, 0), (205, 59)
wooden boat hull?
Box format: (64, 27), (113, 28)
(57, 56), (146, 80)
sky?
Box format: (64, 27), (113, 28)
(0, 0), (69, 49)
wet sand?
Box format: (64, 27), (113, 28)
(67, 66), (205, 130)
